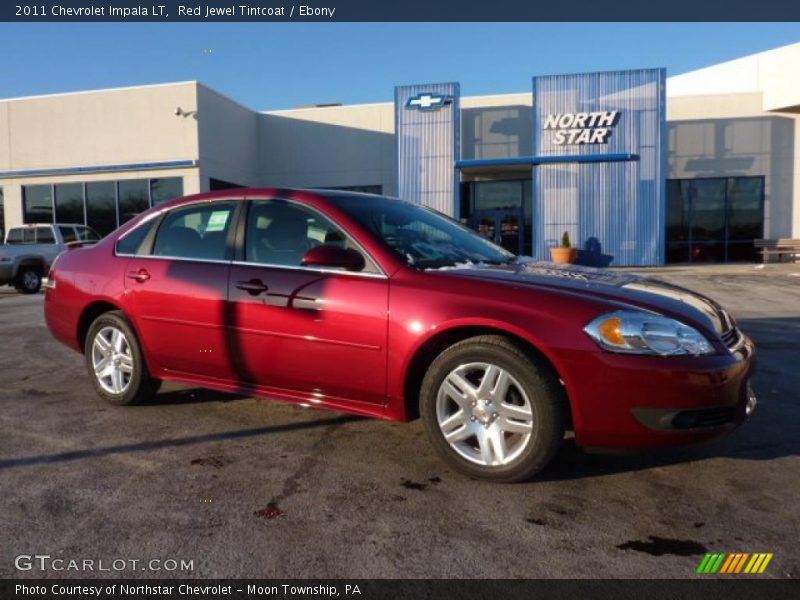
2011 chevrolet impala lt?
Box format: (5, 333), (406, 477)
(44, 189), (757, 482)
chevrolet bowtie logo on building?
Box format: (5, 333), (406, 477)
(696, 552), (773, 574)
(406, 92), (452, 111)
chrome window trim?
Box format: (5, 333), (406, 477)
(230, 260), (387, 280)
(113, 252), (386, 278)
(117, 253), (233, 265)
(113, 195), (388, 279)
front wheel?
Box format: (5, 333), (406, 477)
(420, 335), (566, 482)
(85, 311), (159, 406)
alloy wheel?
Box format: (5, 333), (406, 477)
(91, 326), (134, 395)
(436, 362), (534, 467)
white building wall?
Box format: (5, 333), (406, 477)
(668, 90), (800, 239)
(197, 84), (260, 190)
(258, 102), (397, 194)
(0, 82), (200, 172)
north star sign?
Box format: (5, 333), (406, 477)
(543, 111), (621, 145)
(406, 93), (452, 111)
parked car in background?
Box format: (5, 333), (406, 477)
(44, 190), (756, 482)
(1, 223), (100, 293)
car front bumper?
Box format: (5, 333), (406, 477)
(563, 333), (756, 449)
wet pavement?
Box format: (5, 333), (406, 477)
(0, 264), (798, 578)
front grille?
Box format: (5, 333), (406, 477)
(672, 406), (738, 430)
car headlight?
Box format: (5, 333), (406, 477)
(584, 310), (714, 356)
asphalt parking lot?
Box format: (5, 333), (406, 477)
(0, 264), (798, 579)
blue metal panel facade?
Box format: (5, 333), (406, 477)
(532, 69), (666, 266)
(395, 83), (460, 216)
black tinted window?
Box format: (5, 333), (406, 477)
(59, 226), (77, 244)
(116, 220), (155, 256)
(36, 227), (55, 244)
(6, 229), (23, 244)
(153, 202), (235, 261)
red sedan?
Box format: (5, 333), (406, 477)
(44, 189), (757, 482)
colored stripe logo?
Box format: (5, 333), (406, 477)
(697, 553), (773, 574)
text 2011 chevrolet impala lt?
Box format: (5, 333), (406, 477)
(44, 190), (757, 482)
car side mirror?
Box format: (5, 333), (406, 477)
(301, 244), (366, 272)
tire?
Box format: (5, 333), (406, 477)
(85, 311), (159, 406)
(420, 335), (566, 483)
(15, 266), (42, 294)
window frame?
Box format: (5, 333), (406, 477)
(35, 226), (56, 244)
(115, 199), (243, 264)
(665, 175), (765, 264)
(114, 197), (387, 279)
(233, 197), (386, 279)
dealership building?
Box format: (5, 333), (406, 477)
(1, 42), (799, 266)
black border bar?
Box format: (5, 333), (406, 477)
(3, 1), (800, 21)
(2, 579), (799, 600)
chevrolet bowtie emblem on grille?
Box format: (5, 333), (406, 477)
(406, 92), (451, 111)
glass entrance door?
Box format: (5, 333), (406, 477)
(461, 179), (532, 256)
(471, 208), (524, 255)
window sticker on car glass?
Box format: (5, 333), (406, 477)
(205, 211), (230, 232)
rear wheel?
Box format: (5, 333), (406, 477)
(85, 311), (159, 406)
(420, 335), (566, 482)
(15, 266), (41, 294)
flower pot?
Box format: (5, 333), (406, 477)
(550, 247), (578, 264)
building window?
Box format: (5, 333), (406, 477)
(323, 185), (383, 195)
(54, 183), (85, 224)
(209, 178), (245, 191)
(150, 177), (183, 206)
(666, 176), (764, 263)
(23, 185), (54, 224)
(19, 176), (184, 235)
(118, 179), (150, 224)
(86, 181), (118, 237)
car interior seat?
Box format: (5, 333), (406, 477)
(249, 206), (311, 266)
(156, 226), (203, 258)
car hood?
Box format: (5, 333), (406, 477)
(433, 260), (735, 335)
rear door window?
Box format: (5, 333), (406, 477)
(36, 227), (56, 244)
(152, 202), (236, 261)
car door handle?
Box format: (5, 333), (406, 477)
(127, 269), (150, 283)
(236, 279), (269, 296)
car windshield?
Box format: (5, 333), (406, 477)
(327, 193), (514, 269)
